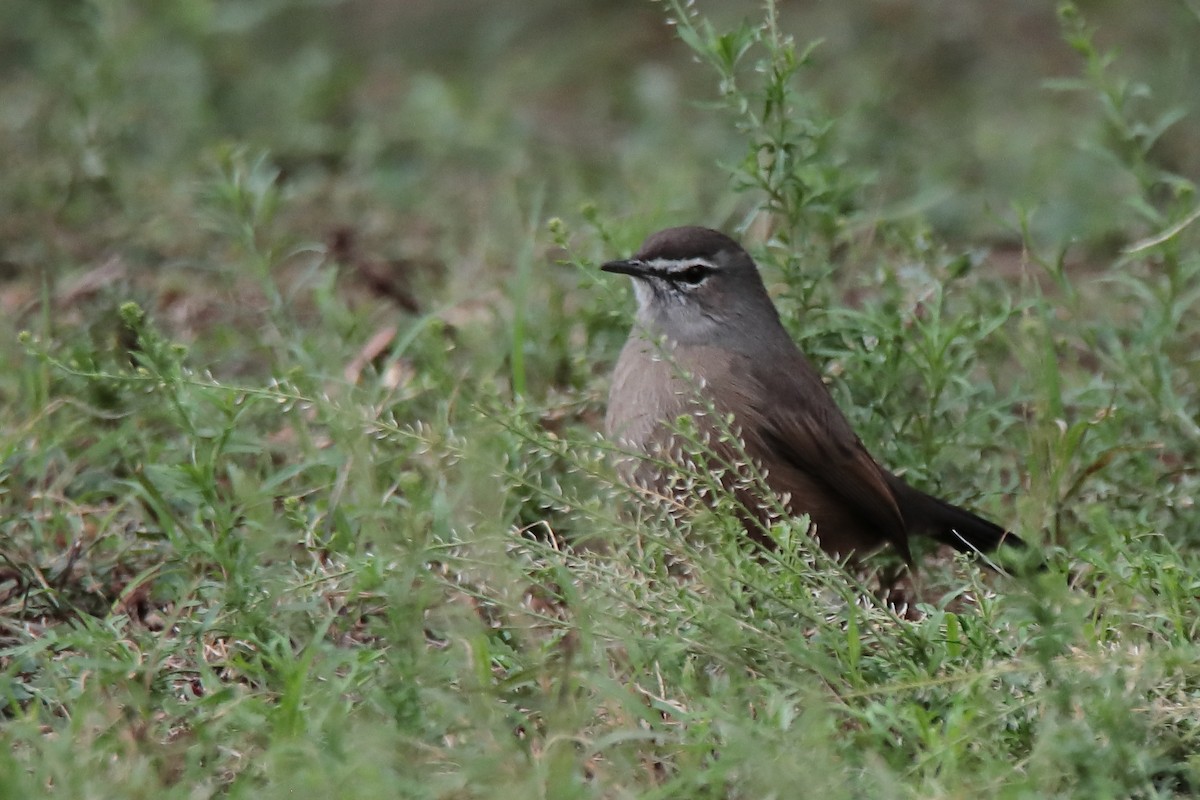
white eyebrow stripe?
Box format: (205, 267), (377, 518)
(642, 257), (717, 273)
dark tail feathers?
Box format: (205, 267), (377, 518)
(920, 492), (1025, 553)
(888, 474), (1026, 554)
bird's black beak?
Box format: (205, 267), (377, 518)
(600, 259), (648, 277)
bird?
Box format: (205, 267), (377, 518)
(602, 225), (1025, 565)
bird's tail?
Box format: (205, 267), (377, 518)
(888, 473), (1025, 554)
(921, 492), (1025, 553)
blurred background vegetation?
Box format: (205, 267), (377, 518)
(5, 0), (1199, 259)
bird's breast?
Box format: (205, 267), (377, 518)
(605, 337), (692, 447)
(605, 338), (757, 445)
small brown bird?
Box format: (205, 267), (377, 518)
(603, 226), (1024, 563)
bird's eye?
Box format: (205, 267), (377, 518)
(677, 264), (710, 285)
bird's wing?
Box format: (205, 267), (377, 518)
(740, 352), (913, 558)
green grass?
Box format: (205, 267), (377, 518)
(3, 0), (1200, 796)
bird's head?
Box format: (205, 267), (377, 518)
(601, 226), (776, 344)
